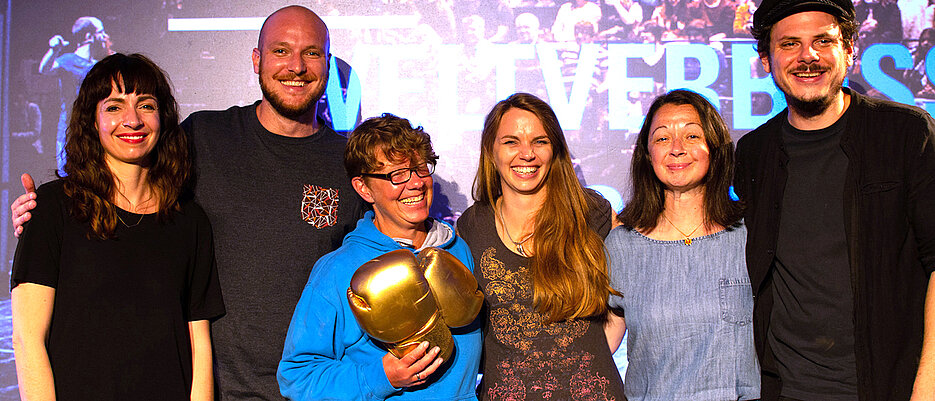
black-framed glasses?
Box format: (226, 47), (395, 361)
(360, 162), (435, 185)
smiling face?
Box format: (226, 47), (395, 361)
(760, 11), (853, 117)
(648, 103), (710, 194)
(352, 151), (434, 240)
(492, 108), (554, 199)
(96, 85), (160, 169)
(252, 6), (330, 120)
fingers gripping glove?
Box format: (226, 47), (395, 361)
(416, 247), (483, 328)
(347, 249), (454, 360)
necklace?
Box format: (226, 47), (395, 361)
(662, 213), (703, 246)
(114, 188), (154, 228)
(116, 210), (145, 228)
(495, 201), (534, 257)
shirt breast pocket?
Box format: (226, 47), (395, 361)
(860, 180), (901, 194)
(859, 180), (905, 230)
(719, 278), (753, 325)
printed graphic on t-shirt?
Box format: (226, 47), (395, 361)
(479, 247), (615, 401)
(301, 184), (339, 228)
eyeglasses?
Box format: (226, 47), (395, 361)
(360, 162), (435, 185)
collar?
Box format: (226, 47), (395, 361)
(392, 219), (454, 251)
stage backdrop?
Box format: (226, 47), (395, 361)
(1, 0), (933, 397)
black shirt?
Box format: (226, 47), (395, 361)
(11, 180), (225, 400)
(769, 112), (857, 400)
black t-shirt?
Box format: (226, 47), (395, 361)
(769, 111), (858, 400)
(11, 180), (225, 401)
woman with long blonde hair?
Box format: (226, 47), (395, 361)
(457, 92), (624, 400)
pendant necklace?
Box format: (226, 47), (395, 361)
(662, 213), (703, 246)
(495, 201), (534, 257)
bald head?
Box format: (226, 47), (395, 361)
(258, 6), (330, 53)
(253, 5), (331, 125)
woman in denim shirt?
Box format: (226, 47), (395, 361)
(604, 90), (759, 400)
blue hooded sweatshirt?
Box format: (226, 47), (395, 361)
(278, 211), (482, 400)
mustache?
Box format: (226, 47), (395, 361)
(271, 73), (316, 81)
(790, 65), (828, 74)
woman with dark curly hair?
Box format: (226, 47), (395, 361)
(10, 53), (224, 401)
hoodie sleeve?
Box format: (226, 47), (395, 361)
(277, 254), (399, 400)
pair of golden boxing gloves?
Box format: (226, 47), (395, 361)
(347, 248), (483, 361)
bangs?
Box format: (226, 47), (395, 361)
(82, 54), (170, 105)
(110, 60), (163, 98)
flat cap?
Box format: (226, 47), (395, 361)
(753, 0), (856, 31)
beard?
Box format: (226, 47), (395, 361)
(777, 65), (845, 120)
(784, 84), (841, 119)
(258, 72), (322, 120)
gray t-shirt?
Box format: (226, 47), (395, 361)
(182, 102), (365, 400)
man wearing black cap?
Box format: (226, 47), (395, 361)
(733, 0), (935, 399)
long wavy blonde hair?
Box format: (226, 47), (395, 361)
(473, 93), (613, 323)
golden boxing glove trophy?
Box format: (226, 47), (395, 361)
(347, 248), (483, 361)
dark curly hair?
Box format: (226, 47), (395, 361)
(61, 53), (190, 239)
(618, 89), (742, 231)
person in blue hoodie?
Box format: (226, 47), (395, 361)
(278, 113), (482, 400)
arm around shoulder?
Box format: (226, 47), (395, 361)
(11, 173), (37, 238)
(584, 188), (613, 238)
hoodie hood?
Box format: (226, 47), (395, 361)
(342, 211), (456, 254)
